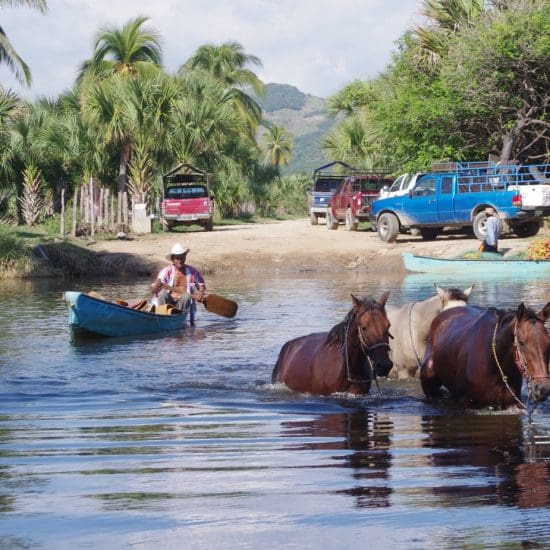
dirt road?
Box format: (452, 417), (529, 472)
(88, 218), (542, 275)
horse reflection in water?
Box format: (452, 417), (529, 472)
(421, 302), (550, 409)
(386, 285), (473, 379)
(272, 293), (392, 396)
(280, 411), (393, 508)
(422, 414), (550, 510)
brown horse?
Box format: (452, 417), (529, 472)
(272, 292), (392, 396)
(421, 302), (550, 409)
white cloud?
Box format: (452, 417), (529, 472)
(0, 0), (420, 99)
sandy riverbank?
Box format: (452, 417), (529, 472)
(86, 218), (544, 275)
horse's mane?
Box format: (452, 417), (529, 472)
(325, 297), (381, 349)
(489, 305), (539, 325)
(447, 287), (471, 302)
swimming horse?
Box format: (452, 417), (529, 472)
(421, 302), (550, 409)
(386, 285), (473, 379)
(272, 293), (392, 396)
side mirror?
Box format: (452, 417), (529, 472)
(382, 185), (389, 191)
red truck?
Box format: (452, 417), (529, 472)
(161, 163), (215, 231)
(326, 172), (393, 230)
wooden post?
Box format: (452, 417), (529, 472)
(72, 188), (78, 237)
(60, 188), (65, 238)
(90, 177), (95, 239)
(80, 183), (90, 225)
(110, 192), (115, 230)
(98, 187), (104, 229)
(117, 192), (122, 230)
(122, 192), (128, 231)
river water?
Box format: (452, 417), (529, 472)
(1, 269), (550, 549)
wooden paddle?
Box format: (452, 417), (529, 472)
(202, 293), (238, 318)
(153, 282), (238, 318)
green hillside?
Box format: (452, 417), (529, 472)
(255, 83), (338, 175)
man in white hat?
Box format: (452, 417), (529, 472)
(480, 207), (501, 253)
(151, 244), (206, 325)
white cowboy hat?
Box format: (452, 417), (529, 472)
(166, 243), (190, 260)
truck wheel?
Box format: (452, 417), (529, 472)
(473, 212), (487, 241)
(310, 213), (318, 225)
(514, 220), (540, 238)
(326, 210), (338, 230)
(378, 213), (399, 242)
(419, 228), (440, 240)
(345, 208), (358, 231)
(204, 219), (214, 231)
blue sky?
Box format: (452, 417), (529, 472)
(0, 0), (421, 99)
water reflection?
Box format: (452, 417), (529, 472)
(421, 414), (550, 509)
(280, 410), (393, 508)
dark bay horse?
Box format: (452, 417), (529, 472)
(272, 292), (392, 396)
(421, 302), (550, 409)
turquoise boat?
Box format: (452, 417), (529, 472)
(63, 291), (188, 337)
(402, 252), (550, 275)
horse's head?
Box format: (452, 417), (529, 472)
(514, 302), (550, 402)
(351, 291), (393, 377)
(436, 284), (474, 311)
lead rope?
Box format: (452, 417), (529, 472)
(491, 318), (528, 413)
(408, 301), (423, 370)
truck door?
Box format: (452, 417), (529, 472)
(407, 176), (438, 223)
(436, 175), (455, 222)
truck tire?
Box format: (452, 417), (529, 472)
(326, 210), (338, 230)
(204, 219), (214, 231)
(310, 213), (319, 225)
(377, 213), (399, 242)
(419, 228), (440, 240)
(514, 220), (540, 238)
(473, 211), (488, 241)
(345, 208), (358, 231)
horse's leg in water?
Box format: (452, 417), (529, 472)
(420, 348), (443, 398)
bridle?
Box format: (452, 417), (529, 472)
(344, 308), (389, 388)
(491, 315), (549, 412)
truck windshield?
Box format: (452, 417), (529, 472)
(314, 178), (340, 193)
(166, 186), (208, 199)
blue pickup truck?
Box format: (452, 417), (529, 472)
(370, 161), (550, 242)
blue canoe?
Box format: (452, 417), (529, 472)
(402, 252), (550, 275)
(63, 291), (188, 337)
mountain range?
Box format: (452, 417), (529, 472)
(254, 83), (338, 176)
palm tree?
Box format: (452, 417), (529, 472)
(261, 124), (292, 168)
(78, 16), (164, 192)
(181, 42), (264, 138)
(413, 0), (487, 64)
(78, 15), (162, 81)
(0, 0), (47, 86)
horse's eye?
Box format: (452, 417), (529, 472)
(518, 339), (525, 348)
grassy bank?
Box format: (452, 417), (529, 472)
(0, 222), (154, 279)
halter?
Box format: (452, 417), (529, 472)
(491, 315), (548, 413)
(344, 309), (389, 391)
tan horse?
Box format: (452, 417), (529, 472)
(387, 285), (473, 379)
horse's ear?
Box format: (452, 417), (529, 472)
(378, 291), (390, 306)
(464, 284), (474, 297)
(517, 302), (527, 321)
(351, 294), (362, 309)
(435, 285), (444, 301)
(540, 302), (550, 321)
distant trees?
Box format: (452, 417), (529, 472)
(0, 0), (47, 86)
(325, 0), (549, 168)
